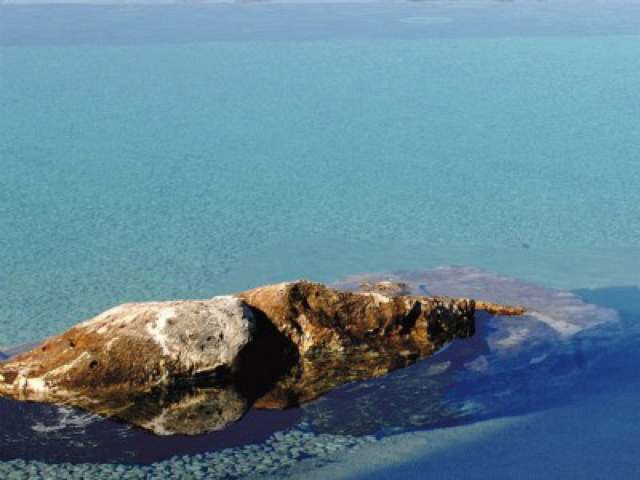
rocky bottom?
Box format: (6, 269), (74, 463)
(0, 426), (376, 480)
(1, 267), (637, 479)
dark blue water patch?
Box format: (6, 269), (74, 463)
(302, 280), (640, 438)
(348, 286), (640, 480)
(563, 286), (640, 396)
(300, 312), (577, 436)
(3, 1), (640, 46)
(314, 279), (639, 449)
(574, 286), (640, 319)
(0, 399), (301, 464)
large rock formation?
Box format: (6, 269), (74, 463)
(0, 297), (255, 400)
(238, 281), (493, 408)
(239, 281), (476, 356)
(0, 280), (524, 435)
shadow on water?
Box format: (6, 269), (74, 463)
(574, 286), (640, 318)
(0, 396), (301, 464)
(567, 286), (640, 396)
(303, 275), (640, 436)
(0, 310), (305, 464)
(1, 270), (639, 464)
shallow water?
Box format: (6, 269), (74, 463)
(1, 268), (639, 478)
(1, 0), (639, 477)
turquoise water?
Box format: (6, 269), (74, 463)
(1, 1), (640, 478)
(1, 4), (639, 346)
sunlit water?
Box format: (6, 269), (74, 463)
(1, 1), (639, 478)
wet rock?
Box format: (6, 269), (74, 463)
(239, 281), (485, 408)
(0, 279), (524, 435)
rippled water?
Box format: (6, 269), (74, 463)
(2, 2), (640, 348)
(1, 1), (639, 477)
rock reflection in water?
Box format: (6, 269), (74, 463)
(6, 344), (459, 437)
(300, 267), (620, 436)
(0, 389), (301, 464)
(89, 384), (249, 436)
(0, 267), (627, 466)
(2, 279), (495, 436)
(90, 262), (620, 438)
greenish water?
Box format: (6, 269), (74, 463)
(2, 31), (639, 346)
(1, 2), (639, 478)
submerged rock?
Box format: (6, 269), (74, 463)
(0, 280), (524, 435)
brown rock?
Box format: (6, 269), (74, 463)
(358, 280), (413, 297)
(475, 300), (526, 316)
(238, 280), (477, 357)
(0, 297), (255, 400)
(0, 280), (524, 435)
(237, 281), (478, 408)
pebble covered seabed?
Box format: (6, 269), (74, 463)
(0, 427), (376, 479)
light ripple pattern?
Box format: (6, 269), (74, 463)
(2, 33), (640, 345)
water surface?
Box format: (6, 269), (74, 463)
(1, 2), (639, 347)
(1, 1), (639, 478)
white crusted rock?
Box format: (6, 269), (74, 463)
(0, 296), (255, 400)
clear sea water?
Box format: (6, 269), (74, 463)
(1, 1), (639, 478)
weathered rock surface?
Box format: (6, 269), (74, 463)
(0, 280), (524, 435)
(239, 281), (476, 355)
(0, 296), (255, 400)
(238, 281), (483, 408)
